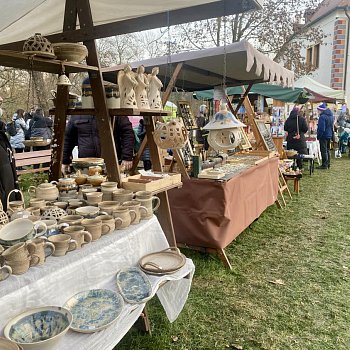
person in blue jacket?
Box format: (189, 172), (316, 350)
(316, 102), (334, 169)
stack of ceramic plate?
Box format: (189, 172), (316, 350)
(138, 247), (186, 275)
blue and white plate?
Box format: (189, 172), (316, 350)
(116, 267), (153, 304)
(63, 289), (124, 333)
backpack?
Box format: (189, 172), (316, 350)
(6, 121), (17, 136)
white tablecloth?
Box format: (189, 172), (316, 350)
(0, 216), (195, 350)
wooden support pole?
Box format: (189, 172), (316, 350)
(234, 84), (252, 115)
(49, 85), (69, 181)
(162, 62), (183, 105)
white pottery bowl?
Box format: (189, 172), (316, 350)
(4, 306), (72, 350)
(0, 219), (46, 246)
(75, 206), (100, 218)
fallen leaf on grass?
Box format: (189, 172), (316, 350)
(171, 336), (179, 342)
(268, 279), (285, 285)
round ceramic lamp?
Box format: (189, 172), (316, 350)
(204, 103), (246, 151)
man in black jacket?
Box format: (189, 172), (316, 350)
(62, 115), (134, 173)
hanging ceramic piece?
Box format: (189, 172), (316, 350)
(148, 67), (163, 109)
(57, 74), (72, 86)
(135, 65), (150, 109)
(23, 33), (56, 59)
(153, 119), (188, 149)
(118, 64), (138, 108)
(204, 103), (246, 151)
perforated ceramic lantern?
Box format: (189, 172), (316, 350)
(23, 33), (55, 59)
(204, 103), (246, 151)
(153, 119), (188, 149)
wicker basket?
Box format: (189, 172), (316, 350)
(23, 33), (56, 59)
(153, 120), (188, 149)
(0, 210), (9, 226)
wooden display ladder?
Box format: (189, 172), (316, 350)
(276, 168), (292, 208)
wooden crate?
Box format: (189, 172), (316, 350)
(122, 173), (182, 192)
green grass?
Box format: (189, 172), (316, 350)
(116, 156), (350, 350)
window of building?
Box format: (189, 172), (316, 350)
(306, 44), (320, 69)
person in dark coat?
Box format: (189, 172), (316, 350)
(196, 104), (209, 150)
(136, 118), (151, 170)
(62, 115), (134, 172)
(316, 102), (334, 169)
(0, 130), (18, 211)
(284, 107), (308, 169)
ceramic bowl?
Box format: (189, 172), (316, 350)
(52, 42), (88, 63)
(0, 219), (43, 246)
(4, 306), (72, 350)
(75, 206), (100, 218)
(59, 215), (84, 226)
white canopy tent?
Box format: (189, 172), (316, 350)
(295, 76), (345, 101)
(0, 0), (262, 48)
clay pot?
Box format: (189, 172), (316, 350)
(28, 181), (59, 201)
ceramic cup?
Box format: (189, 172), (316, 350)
(40, 219), (68, 237)
(135, 196), (161, 219)
(25, 206), (41, 217)
(98, 201), (120, 215)
(112, 206), (137, 229)
(81, 218), (109, 241)
(29, 198), (46, 209)
(121, 200), (147, 225)
(112, 189), (134, 203)
(48, 234), (78, 257)
(59, 215), (84, 226)
(82, 188), (98, 200)
(96, 215), (115, 234)
(63, 226), (92, 249)
(101, 182), (118, 201)
(0, 262), (12, 281)
(135, 191), (153, 199)
(30, 237), (55, 265)
(1, 242), (36, 261)
(75, 206), (100, 218)
(85, 192), (103, 205)
(53, 201), (68, 210)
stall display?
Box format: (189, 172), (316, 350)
(271, 106), (285, 136)
(177, 101), (197, 129)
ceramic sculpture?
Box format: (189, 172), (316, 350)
(135, 65), (150, 109)
(147, 67), (163, 109)
(118, 64), (138, 108)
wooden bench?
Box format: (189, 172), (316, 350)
(14, 150), (52, 174)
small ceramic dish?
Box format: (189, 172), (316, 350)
(116, 267), (153, 304)
(4, 306), (72, 350)
(63, 289), (124, 333)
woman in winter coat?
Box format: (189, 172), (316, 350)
(10, 109), (28, 153)
(28, 108), (53, 140)
(284, 107), (308, 169)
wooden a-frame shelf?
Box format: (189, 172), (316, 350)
(0, 50), (99, 74)
(49, 108), (171, 117)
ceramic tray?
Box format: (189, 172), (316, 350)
(116, 267), (153, 304)
(138, 247), (186, 276)
(63, 289), (123, 333)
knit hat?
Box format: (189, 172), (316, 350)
(317, 102), (327, 111)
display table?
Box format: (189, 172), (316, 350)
(169, 157), (279, 268)
(0, 216), (195, 350)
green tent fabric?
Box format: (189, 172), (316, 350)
(194, 84), (310, 103)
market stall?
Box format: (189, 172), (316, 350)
(0, 0), (266, 348)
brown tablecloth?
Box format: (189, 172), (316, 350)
(168, 157), (279, 249)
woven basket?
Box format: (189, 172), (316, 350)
(0, 210), (9, 226)
(153, 120), (188, 149)
(23, 33), (55, 59)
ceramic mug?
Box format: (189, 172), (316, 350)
(48, 234), (78, 257)
(96, 215), (115, 234)
(1, 242), (36, 261)
(81, 218), (110, 241)
(63, 226), (92, 249)
(0, 262), (12, 281)
(53, 201), (68, 210)
(135, 191), (153, 199)
(121, 201), (146, 225)
(112, 189), (134, 203)
(0, 254), (39, 275)
(82, 188), (98, 200)
(25, 207), (41, 217)
(59, 215), (84, 226)
(85, 192), (103, 205)
(113, 206), (137, 229)
(30, 237), (55, 265)
(98, 201), (120, 215)
(135, 196), (160, 219)
(75, 206), (100, 219)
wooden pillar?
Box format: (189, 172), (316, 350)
(49, 85), (69, 181)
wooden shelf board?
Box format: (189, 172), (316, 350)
(0, 50), (99, 74)
(49, 108), (171, 116)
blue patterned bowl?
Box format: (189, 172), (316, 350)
(4, 306), (72, 350)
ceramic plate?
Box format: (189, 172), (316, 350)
(138, 247), (186, 275)
(116, 267), (153, 304)
(63, 289), (124, 333)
